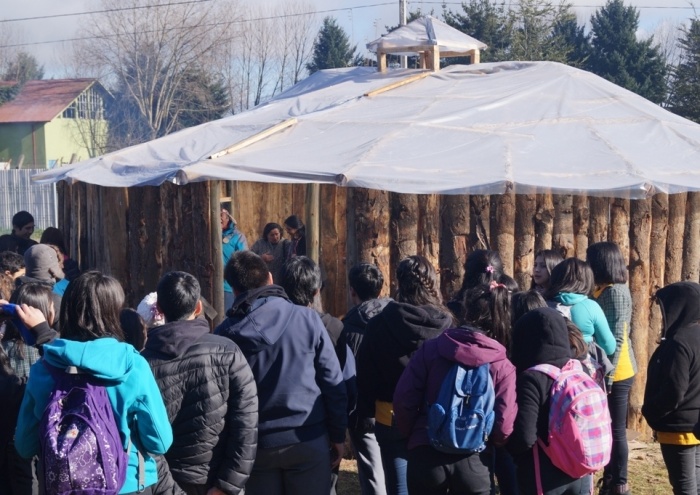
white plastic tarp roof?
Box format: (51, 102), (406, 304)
(34, 61), (700, 198)
(365, 16), (487, 56)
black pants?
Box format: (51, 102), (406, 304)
(406, 445), (491, 495)
(660, 443), (700, 495)
(603, 377), (633, 488)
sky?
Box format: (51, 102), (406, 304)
(1, 0), (697, 77)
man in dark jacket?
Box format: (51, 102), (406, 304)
(215, 251), (347, 495)
(340, 263), (390, 495)
(142, 271), (258, 495)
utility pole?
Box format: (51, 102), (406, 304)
(400, 0), (407, 68)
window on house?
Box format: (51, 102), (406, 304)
(62, 87), (105, 120)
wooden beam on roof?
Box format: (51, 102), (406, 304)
(364, 71), (430, 97)
(208, 118), (298, 159)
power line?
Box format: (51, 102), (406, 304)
(0, 2), (395, 49)
(433, 1), (697, 8)
(0, 0), (215, 23)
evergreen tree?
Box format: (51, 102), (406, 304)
(551, 17), (590, 68)
(443, 0), (514, 62)
(510, 0), (579, 62)
(586, 0), (667, 103)
(307, 17), (359, 73)
(2, 52), (44, 83)
(669, 19), (700, 123)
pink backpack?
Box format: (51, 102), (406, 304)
(529, 359), (612, 492)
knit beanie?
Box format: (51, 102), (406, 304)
(24, 244), (65, 281)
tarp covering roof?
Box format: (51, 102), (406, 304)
(0, 79), (98, 123)
(366, 15), (487, 56)
(34, 62), (700, 198)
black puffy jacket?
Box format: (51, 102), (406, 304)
(142, 318), (258, 495)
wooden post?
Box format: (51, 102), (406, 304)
(649, 193), (668, 358)
(100, 187), (129, 287)
(418, 194), (440, 283)
(534, 193), (554, 253)
(682, 192), (700, 282)
(390, 193), (419, 295)
(349, 187), (391, 297)
(628, 198), (652, 435)
(514, 194), (537, 290)
(491, 189), (515, 278)
(209, 181), (224, 325)
(305, 183), (321, 263)
(469, 195), (490, 251)
(319, 185), (348, 317)
(573, 195), (589, 260)
(127, 186), (163, 306)
(666, 193), (687, 285)
(610, 197), (631, 267)
(588, 196), (609, 245)
(552, 194), (575, 259)
(440, 195), (470, 300)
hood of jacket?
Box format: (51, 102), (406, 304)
(511, 307), (572, 373)
(553, 292), (587, 306)
(377, 301), (452, 349)
(143, 318), (211, 358)
(42, 337), (135, 383)
(656, 282), (700, 340)
(16, 275), (55, 288)
(345, 297), (392, 328)
(437, 326), (507, 367)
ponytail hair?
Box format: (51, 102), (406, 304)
(460, 250), (504, 291)
(464, 283), (512, 349)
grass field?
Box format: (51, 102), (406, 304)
(336, 439), (671, 495)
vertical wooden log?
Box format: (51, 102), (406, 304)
(305, 183), (321, 263)
(627, 198), (652, 435)
(514, 194), (537, 290)
(390, 193), (419, 295)
(100, 187), (129, 288)
(588, 197), (610, 244)
(127, 186), (163, 305)
(649, 193), (668, 357)
(206, 181), (223, 325)
(573, 195), (589, 260)
(319, 185), (347, 317)
(439, 195), (470, 301)
(682, 192), (700, 282)
(418, 194), (440, 282)
(469, 195), (490, 251)
(534, 193), (554, 254)
(77, 182), (88, 271)
(552, 194), (575, 259)
(491, 190), (515, 277)
(665, 193), (687, 285)
(610, 197), (631, 267)
(350, 187), (391, 297)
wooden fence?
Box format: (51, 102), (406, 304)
(57, 181), (700, 434)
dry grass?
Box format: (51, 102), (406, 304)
(337, 440), (672, 495)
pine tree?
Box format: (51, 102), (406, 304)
(586, 0), (667, 103)
(2, 52), (44, 83)
(443, 0), (514, 62)
(668, 19), (700, 123)
(307, 17), (359, 74)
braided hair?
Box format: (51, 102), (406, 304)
(395, 256), (452, 320)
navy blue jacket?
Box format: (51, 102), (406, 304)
(215, 286), (347, 449)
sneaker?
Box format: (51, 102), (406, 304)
(612, 484), (630, 495)
(597, 476), (611, 495)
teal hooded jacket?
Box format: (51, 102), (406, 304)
(553, 292), (616, 355)
(15, 338), (173, 494)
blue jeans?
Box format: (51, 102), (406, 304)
(374, 423), (408, 495)
(660, 443), (700, 495)
(490, 445), (519, 495)
(349, 427), (387, 495)
(603, 377), (634, 487)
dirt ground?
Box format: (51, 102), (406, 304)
(337, 439), (672, 495)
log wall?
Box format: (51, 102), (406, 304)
(59, 183), (700, 434)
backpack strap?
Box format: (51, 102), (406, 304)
(527, 363), (561, 380)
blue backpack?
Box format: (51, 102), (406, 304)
(427, 362), (495, 454)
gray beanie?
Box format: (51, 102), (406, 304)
(24, 244), (65, 281)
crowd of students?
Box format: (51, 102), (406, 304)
(1, 209), (699, 495)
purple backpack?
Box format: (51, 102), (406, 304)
(40, 361), (128, 495)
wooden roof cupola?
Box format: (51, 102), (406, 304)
(366, 16), (487, 72)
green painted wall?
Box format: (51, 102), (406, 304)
(0, 122), (47, 167)
(44, 117), (107, 167)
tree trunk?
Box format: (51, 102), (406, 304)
(469, 195), (490, 251)
(491, 190), (515, 277)
(127, 186), (163, 307)
(534, 193), (554, 254)
(209, 182), (224, 325)
(553, 194), (575, 259)
(682, 192), (700, 282)
(305, 183), (321, 263)
(573, 195), (589, 260)
(320, 185), (348, 316)
(610, 198), (630, 267)
(648, 193), (668, 358)
(440, 195), (470, 300)
(665, 193), (687, 285)
(350, 187), (391, 297)
(588, 197), (609, 244)
(514, 194), (537, 290)
(627, 198), (652, 436)
(100, 187), (130, 292)
(419, 194), (440, 290)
